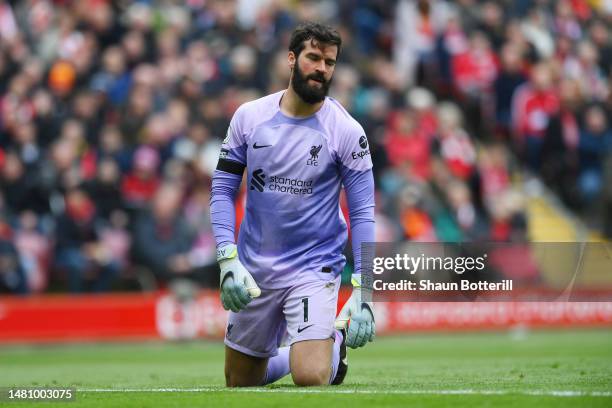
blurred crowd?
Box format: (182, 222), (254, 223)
(0, 0), (610, 294)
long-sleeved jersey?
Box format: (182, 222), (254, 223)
(211, 90), (374, 289)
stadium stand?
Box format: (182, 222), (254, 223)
(0, 0), (610, 295)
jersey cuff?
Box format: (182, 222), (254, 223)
(217, 158), (245, 175)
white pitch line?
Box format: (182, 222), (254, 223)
(78, 388), (612, 397)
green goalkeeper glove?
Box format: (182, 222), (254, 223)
(335, 274), (375, 348)
(217, 244), (261, 312)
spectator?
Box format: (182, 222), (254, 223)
(31, 89), (60, 149)
(90, 46), (131, 107)
(84, 158), (124, 220)
(521, 7), (555, 59)
(0, 192), (28, 294)
(54, 189), (120, 292)
(121, 145), (161, 211)
(132, 183), (199, 286)
(173, 121), (220, 177)
(393, 0), (450, 88)
(14, 210), (51, 293)
(98, 210), (131, 276)
(494, 44), (527, 135)
(96, 125), (132, 172)
(578, 105), (612, 207)
(588, 20), (611, 78)
(552, 0), (582, 41)
(0, 233), (28, 294)
(542, 78), (582, 208)
(452, 31), (498, 98)
(0, 152), (31, 214)
(183, 186), (218, 287)
(477, 2), (505, 51)
(119, 84), (153, 144)
(435, 102), (476, 180)
(511, 62), (560, 171)
(398, 184), (437, 242)
(385, 109), (432, 181)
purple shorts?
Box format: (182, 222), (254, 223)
(224, 275), (340, 358)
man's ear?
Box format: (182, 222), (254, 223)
(288, 51), (296, 70)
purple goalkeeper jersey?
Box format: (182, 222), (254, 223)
(211, 90), (375, 289)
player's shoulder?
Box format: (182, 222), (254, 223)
(232, 91), (282, 129)
(324, 97), (366, 141)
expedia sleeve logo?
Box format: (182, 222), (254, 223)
(352, 136), (371, 160)
(351, 150), (371, 159)
(359, 136), (368, 149)
(250, 169), (313, 195)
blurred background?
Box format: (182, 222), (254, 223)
(0, 0), (610, 305)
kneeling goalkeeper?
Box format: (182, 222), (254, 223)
(210, 22), (375, 387)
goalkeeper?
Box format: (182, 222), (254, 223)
(210, 22), (375, 387)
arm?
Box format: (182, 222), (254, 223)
(210, 106), (248, 249)
(209, 108), (260, 311)
(335, 124), (376, 348)
(210, 168), (243, 249)
(340, 166), (375, 276)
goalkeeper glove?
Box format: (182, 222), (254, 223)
(335, 274), (375, 348)
(217, 244), (261, 312)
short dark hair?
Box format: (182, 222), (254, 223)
(288, 22), (342, 58)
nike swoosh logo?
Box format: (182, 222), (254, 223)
(253, 142), (272, 149)
(297, 324), (314, 333)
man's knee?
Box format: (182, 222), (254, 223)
(224, 346), (267, 387)
(290, 338), (333, 386)
(225, 368), (262, 387)
(291, 365), (330, 386)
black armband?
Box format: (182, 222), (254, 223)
(216, 158), (245, 175)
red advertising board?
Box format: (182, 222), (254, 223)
(0, 290), (611, 343)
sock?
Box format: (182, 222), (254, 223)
(261, 346), (291, 385)
(328, 330), (342, 384)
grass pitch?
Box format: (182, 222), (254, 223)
(1, 329), (611, 407)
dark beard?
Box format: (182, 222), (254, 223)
(291, 62), (331, 104)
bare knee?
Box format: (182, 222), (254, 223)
(290, 338), (333, 386)
(291, 366), (330, 386)
(225, 346), (267, 387)
(225, 369), (262, 387)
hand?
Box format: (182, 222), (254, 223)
(335, 274), (375, 348)
(217, 244), (261, 312)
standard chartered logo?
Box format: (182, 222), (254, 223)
(251, 169), (313, 195)
(269, 175), (313, 195)
(250, 169), (266, 192)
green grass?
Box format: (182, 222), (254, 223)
(0, 329), (611, 407)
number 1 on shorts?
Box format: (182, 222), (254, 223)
(302, 297), (309, 322)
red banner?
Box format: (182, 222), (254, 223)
(0, 290), (611, 343)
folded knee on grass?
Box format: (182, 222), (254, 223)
(291, 366), (331, 386)
(225, 367), (265, 387)
(225, 372), (263, 387)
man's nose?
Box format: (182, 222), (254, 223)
(316, 60), (327, 74)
